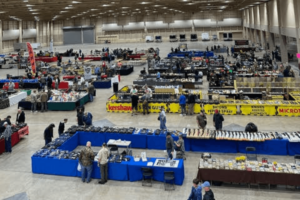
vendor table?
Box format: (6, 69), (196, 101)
(78, 56), (101, 61)
(0, 139), (5, 154)
(18, 101), (42, 110)
(35, 56), (58, 62)
(197, 168), (300, 186)
(9, 92), (27, 106)
(127, 157), (185, 185)
(47, 94), (89, 111)
(11, 132), (20, 147)
(22, 82), (41, 89)
(287, 142), (300, 156)
(115, 66), (134, 76)
(93, 79), (111, 89)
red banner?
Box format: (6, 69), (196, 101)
(26, 42), (36, 74)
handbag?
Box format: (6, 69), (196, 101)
(77, 163), (82, 171)
(157, 116), (160, 121)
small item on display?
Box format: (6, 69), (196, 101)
(199, 157), (300, 173)
(39, 133), (72, 150)
(184, 128), (214, 139)
(49, 90), (86, 102)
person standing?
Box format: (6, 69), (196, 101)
(213, 109), (224, 131)
(97, 143), (109, 184)
(47, 75), (52, 89)
(40, 75), (46, 89)
(44, 123), (55, 145)
(131, 93), (139, 116)
(202, 181), (215, 200)
(102, 61), (107, 74)
(16, 109), (25, 124)
(188, 179), (203, 200)
(227, 46), (229, 56)
(58, 119), (68, 136)
(83, 112), (93, 126)
(197, 111), (207, 134)
(77, 109), (84, 126)
(166, 133), (174, 160)
(187, 91), (196, 115)
(159, 106), (167, 130)
(3, 122), (12, 153)
(87, 83), (95, 102)
(54, 76), (60, 90)
(140, 94), (149, 115)
(40, 89), (48, 112)
(79, 141), (95, 183)
(31, 90), (37, 112)
(179, 93), (186, 116)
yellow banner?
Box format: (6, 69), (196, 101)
(240, 105), (276, 116)
(277, 106), (300, 117)
(204, 104), (237, 115)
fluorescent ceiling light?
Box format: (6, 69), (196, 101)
(72, 1), (81, 3)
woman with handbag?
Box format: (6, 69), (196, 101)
(196, 111), (207, 134)
(158, 106), (167, 130)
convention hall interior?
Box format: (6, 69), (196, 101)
(0, 0), (300, 199)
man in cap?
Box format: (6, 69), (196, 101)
(3, 122), (13, 153)
(97, 143), (109, 184)
(202, 181), (215, 200)
(213, 109), (224, 131)
(79, 141), (95, 183)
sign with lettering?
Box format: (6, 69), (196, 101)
(204, 104), (237, 115)
(240, 105), (276, 116)
(277, 106), (300, 117)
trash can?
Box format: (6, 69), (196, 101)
(113, 82), (118, 93)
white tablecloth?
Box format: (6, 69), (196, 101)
(9, 92), (27, 106)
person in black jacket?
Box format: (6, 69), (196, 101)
(47, 75), (52, 89)
(187, 91), (196, 115)
(213, 109), (224, 130)
(202, 181), (215, 200)
(77, 110), (84, 126)
(58, 119), (68, 136)
(4, 116), (11, 125)
(44, 123), (55, 145)
(16, 109), (25, 124)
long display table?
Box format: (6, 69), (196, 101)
(32, 131), (185, 185)
(197, 168), (300, 186)
(0, 126), (29, 154)
(93, 80), (111, 89)
(64, 131), (296, 156)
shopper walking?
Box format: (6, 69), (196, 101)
(203, 181), (215, 200)
(47, 75), (52, 89)
(97, 143), (109, 184)
(140, 94), (149, 115)
(16, 109), (25, 124)
(44, 123), (55, 145)
(87, 83), (95, 102)
(166, 133), (174, 160)
(77, 109), (84, 126)
(3, 122), (12, 153)
(197, 111), (207, 134)
(40, 89), (48, 112)
(58, 119), (68, 136)
(31, 90), (37, 112)
(187, 91), (196, 115)
(79, 141), (95, 183)
(159, 106), (167, 130)
(131, 93), (139, 116)
(213, 109), (224, 131)
(188, 179), (203, 200)
(179, 93), (186, 116)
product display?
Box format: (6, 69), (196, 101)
(49, 90), (86, 102)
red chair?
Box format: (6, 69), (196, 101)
(101, 75), (108, 79)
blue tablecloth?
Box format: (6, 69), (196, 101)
(0, 79), (38, 83)
(287, 142), (300, 156)
(105, 132), (147, 149)
(237, 139), (288, 156)
(190, 139), (238, 153)
(58, 132), (79, 151)
(77, 131), (106, 147)
(77, 161), (129, 181)
(127, 157), (185, 185)
(32, 156), (78, 177)
(93, 80), (111, 89)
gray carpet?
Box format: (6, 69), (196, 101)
(3, 192), (29, 200)
(222, 123), (245, 131)
(93, 119), (115, 127)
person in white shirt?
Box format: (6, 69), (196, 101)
(97, 143), (109, 184)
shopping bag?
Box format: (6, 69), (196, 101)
(77, 163), (82, 171)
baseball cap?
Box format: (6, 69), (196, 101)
(202, 181), (210, 187)
(3, 122), (8, 125)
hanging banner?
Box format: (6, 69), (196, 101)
(26, 42), (36, 74)
(84, 66), (92, 80)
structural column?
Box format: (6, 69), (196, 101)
(19, 21), (22, 43)
(279, 35), (288, 63)
(268, 32), (275, 51)
(36, 21), (39, 43)
(0, 20), (2, 53)
(260, 30), (266, 48)
(50, 21), (54, 41)
(47, 21), (50, 45)
(293, 0), (300, 70)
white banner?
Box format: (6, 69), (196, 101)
(84, 66), (92, 80)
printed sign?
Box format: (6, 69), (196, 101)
(204, 104), (237, 115)
(84, 66), (92, 80)
(240, 105), (276, 116)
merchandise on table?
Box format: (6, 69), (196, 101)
(49, 90), (87, 102)
(199, 157), (300, 174)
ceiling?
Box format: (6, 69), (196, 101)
(0, 0), (270, 21)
